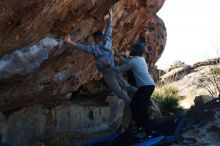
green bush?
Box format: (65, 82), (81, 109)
(159, 96), (182, 114)
(152, 86), (182, 115)
(200, 66), (220, 97)
(152, 86), (178, 99)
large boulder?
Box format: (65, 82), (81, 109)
(194, 95), (215, 107)
(163, 62), (220, 109)
(0, 95), (124, 146)
(0, 0), (167, 145)
(174, 98), (220, 146)
(148, 99), (162, 121)
(0, 0), (167, 112)
(161, 58), (220, 84)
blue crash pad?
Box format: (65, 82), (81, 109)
(81, 114), (185, 146)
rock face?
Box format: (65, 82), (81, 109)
(174, 98), (220, 146)
(0, 0), (166, 112)
(161, 58), (220, 83)
(194, 95), (215, 107)
(160, 58), (220, 109)
(0, 96), (124, 146)
(0, 0), (166, 145)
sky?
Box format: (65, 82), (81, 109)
(156, 0), (220, 69)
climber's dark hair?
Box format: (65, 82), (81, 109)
(93, 31), (104, 39)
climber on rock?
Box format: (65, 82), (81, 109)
(101, 43), (155, 136)
(64, 9), (137, 105)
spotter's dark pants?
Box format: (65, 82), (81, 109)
(130, 85), (155, 134)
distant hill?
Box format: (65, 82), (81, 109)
(159, 58), (220, 108)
